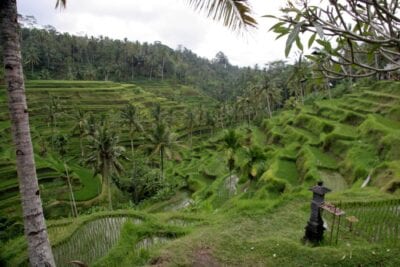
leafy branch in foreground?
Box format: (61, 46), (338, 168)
(267, 0), (400, 79)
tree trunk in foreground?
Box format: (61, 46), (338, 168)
(0, 1), (55, 266)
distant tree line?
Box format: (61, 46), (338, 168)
(0, 16), (348, 106)
(0, 16), (268, 101)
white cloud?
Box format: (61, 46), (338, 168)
(17, 0), (291, 67)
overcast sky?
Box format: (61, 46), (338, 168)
(18, 0), (290, 67)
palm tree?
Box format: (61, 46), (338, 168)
(152, 102), (162, 123)
(287, 55), (310, 104)
(188, 0), (257, 32)
(241, 145), (266, 182)
(120, 103), (143, 160)
(220, 129), (241, 191)
(53, 133), (79, 217)
(46, 95), (61, 148)
(53, 133), (68, 158)
(146, 121), (182, 180)
(186, 109), (195, 149)
(84, 113), (97, 138)
(24, 45), (40, 77)
(71, 107), (87, 158)
(197, 104), (204, 129)
(0, 0), (254, 265)
(257, 76), (282, 119)
(236, 95), (251, 125)
(85, 123), (125, 210)
(206, 110), (216, 135)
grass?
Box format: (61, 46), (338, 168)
(126, 195), (400, 266)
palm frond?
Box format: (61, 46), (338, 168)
(187, 0), (257, 32)
(55, 0), (67, 9)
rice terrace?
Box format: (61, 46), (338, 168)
(1, 0), (400, 266)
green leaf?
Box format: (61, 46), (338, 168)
(308, 33), (317, 48)
(285, 21), (304, 57)
(281, 7), (301, 13)
(313, 23), (324, 38)
(269, 21), (286, 32)
(295, 36), (304, 51)
(316, 39), (332, 53)
(263, 14), (277, 19)
(333, 63), (342, 73)
(273, 25), (289, 34)
(276, 32), (288, 40)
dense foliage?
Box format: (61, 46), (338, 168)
(0, 18), (264, 101)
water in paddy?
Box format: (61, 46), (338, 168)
(53, 216), (141, 266)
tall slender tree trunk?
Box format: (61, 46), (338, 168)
(79, 129), (84, 158)
(149, 66), (153, 80)
(130, 130), (135, 169)
(104, 167), (113, 211)
(247, 102), (251, 126)
(131, 56), (135, 81)
(266, 94), (272, 118)
(64, 162), (78, 217)
(161, 57), (165, 81)
(160, 147), (164, 180)
(189, 125), (193, 150)
(0, 1), (55, 266)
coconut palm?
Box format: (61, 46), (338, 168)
(257, 76), (282, 119)
(24, 45), (40, 77)
(236, 95), (251, 125)
(146, 121), (182, 179)
(206, 110), (216, 135)
(240, 145), (266, 182)
(120, 103), (143, 160)
(186, 109), (195, 149)
(46, 96), (62, 149)
(187, 0), (257, 32)
(53, 133), (79, 217)
(287, 56), (311, 104)
(84, 113), (97, 138)
(85, 123), (125, 210)
(220, 129), (241, 191)
(152, 102), (162, 123)
(71, 107), (87, 158)
(0, 0), (254, 264)
(197, 104), (204, 128)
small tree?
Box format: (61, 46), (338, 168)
(86, 123), (125, 210)
(241, 145), (266, 182)
(220, 129), (241, 191)
(120, 103), (143, 161)
(186, 109), (195, 149)
(113, 155), (163, 204)
(71, 107), (87, 158)
(46, 95), (61, 148)
(53, 133), (78, 217)
(146, 121), (182, 180)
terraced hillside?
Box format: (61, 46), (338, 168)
(1, 81), (400, 266)
(0, 80), (217, 221)
(162, 81), (400, 214)
(258, 81), (400, 193)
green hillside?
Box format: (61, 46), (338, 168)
(0, 80), (217, 220)
(1, 80), (400, 266)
